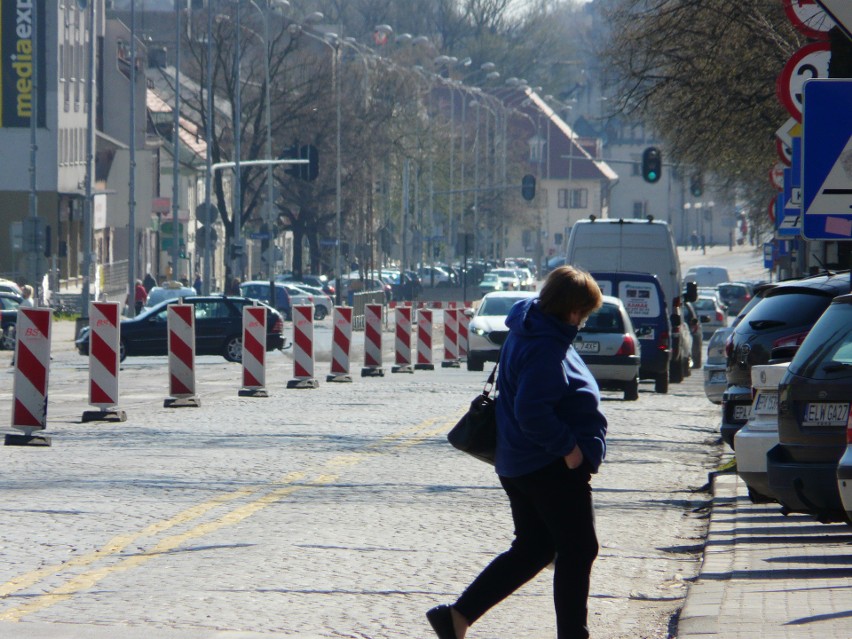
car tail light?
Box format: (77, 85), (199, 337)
(616, 334), (636, 356)
(715, 311), (725, 322)
(658, 330), (669, 350)
(725, 332), (734, 358)
(847, 406), (852, 444)
(772, 331), (809, 349)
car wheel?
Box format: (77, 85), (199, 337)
(624, 376), (639, 401)
(654, 370), (669, 394)
(223, 335), (242, 362)
(670, 358), (684, 383)
(119, 339), (127, 363)
(466, 354), (485, 372)
(314, 306), (327, 321)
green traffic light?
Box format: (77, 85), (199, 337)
(648, 171), (657, 180)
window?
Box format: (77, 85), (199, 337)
(558, 188), (588, 209)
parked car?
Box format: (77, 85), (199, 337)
(0, 291), (22, 350)
(703, 327), (732, 404)
(277, 273), (335, 298)
(721, 272), (851, 448)
(285, 283), (332, 320)
(574, 295), (641, 401)
(465, 291), (537, 371)
(145, 282), (198, 308)
(717, 281), (753, 316)
(767, 293), (852, 523)
(240, 281), (311, 321)
(0, 278), (22, 296)
(590, 271), (672, 394)
(693, 294), (727, 340)
(417, 265), (453, 287)
(478, 273), (504, 295)
(75, 296), (286, 362)
(734, 363), (789, 503)
(684, 265), (730, 288)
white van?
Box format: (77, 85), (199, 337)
(684, 265), (730, 288)
(564, 218), (683, 308)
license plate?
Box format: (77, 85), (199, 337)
(710, 371), (727, 383)
(576, 341), (600, 353)
(733, 404), (751, 421)
(802, 402), (850, 427)
(753, 392), (778, 416)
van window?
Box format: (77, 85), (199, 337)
(619, 281), (662, 318)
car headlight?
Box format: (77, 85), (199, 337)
(472, 326), (488, 337)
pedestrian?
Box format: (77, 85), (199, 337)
(426, 265), (608, 639)
(193, 274), (203, 295)
(134, 279), (147, 315)
(690, 230), (699, 251)
(20, 285), (35, 308)
(143, 272), (156, 293)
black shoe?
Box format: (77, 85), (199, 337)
(426, 604), (457, 639)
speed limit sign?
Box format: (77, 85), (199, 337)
(776, 41), (831, 122)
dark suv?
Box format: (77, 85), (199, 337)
(721, 273), (852, 448)
(767, 294), (852, 523)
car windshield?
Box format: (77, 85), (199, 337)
(478, 296), (528, 316)
(694, 298), (717, 311)
(788, 303), (852, 379)
(581, 303), (624, 333)
(737, 290), (833, 333)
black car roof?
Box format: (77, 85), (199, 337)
(765, 271), (852, 298)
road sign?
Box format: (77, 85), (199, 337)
(770, 163), (785, 191)
(775, 117), (801, 166)
(817, 0), (852, 39)
(784, 0), (836, 39)
(763, 242), (773, 269)
(778, 169), (801, 237)
(776, 41), (831, 122)
(802, 79), (852, 239)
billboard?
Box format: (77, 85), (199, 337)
(1, 0), (46, 128)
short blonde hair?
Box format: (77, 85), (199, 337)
(22, 284), (33, 298)
(538, 265), (602, 319)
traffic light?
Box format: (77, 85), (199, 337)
(641, 147), (662, 183)
(690, 173), (703, 197)
(229, 242), (244, 261)
(521, 174), (536, 201)
(282, 143), (319, 181)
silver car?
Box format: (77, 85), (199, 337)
(703, 327), (732, 404)
(693, 294), (727, 340)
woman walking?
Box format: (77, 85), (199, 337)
(427, 266), (608, 639)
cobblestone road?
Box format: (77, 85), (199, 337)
(0, 309), (724, 638)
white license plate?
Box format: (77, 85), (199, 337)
(733, 404), (751, 421)
(803, 402), (850, 427)
(576, 341), (600, 353)
(753, 392), (778, 415)
(710, 371), (727, 383)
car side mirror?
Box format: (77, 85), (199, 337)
(463, 308), (474, 318)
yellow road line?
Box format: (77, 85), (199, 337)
(0, 416), (456, 620)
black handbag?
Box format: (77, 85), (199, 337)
(447, 363), (498, 465)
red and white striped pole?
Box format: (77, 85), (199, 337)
(240, 304), (268, 397)
(361, 303), (384, 377)
(441, 308), (460, 368)
(327, 306), (353, 382)
(415, 308), (435, 371)
(165, 304), (200, 408)
(6, 308), (52, 446)
(458, 307), (470, 361)
(392, 306), (414, 373)
(83, 301), (126, 422)
(287, 304), (319, 388)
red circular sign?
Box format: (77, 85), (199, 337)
(768, 194), (777, 225)
(776, 41), (831, 122)
(769, 163), (785, 191)
(776, 137), (792, 166)
(783, 0), (836, 40)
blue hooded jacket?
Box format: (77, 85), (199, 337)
(494, 297), (607, 478)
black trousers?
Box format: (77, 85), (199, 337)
(454, 458), (598, 639)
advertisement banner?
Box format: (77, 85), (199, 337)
(1, 0), (46, 128)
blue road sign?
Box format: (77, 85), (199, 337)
(802, 79), (852, 239)
(763, 242), (773, 269)
(777, 168), (801, 236)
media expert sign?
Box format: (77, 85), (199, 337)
(1, 0), (46, 128)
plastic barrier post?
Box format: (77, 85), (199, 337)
(165, 304), (200, 408)
(458, 308), (470, 361)
(287, 304), (319, 388)
(82, 301), (127, 422)
(441, 308), (460, 368)
(327, 306), (353, 382)
(392, 306), (414, 373)
(361, 303), (385, 377)
(415, 309), (435, 371)
(6, 308), (52, 446)
(240, 305), (268, 397)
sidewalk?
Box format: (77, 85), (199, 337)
(678, 468), (852, 638)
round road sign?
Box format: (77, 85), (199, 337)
(783, 0), (836, 40)
(776, 41), (831, 122)
(770, 163), (785, 191)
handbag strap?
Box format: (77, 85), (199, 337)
(482, 362), (498, 397)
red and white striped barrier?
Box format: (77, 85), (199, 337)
(327, 306), (353, 382)
(288, 304), (319, 389)
(441, 308), (460, 368)
(361, 303), (384, 377)
(415, 309), (435, 371)
(240, 305), (268, 397)
(165, 304), (200, 408)
(6, 308), (52, 446)
(83, 301), (126, 422)
(389, 300), (473, 310)
(392, 306), (414, 374)
(458, 308), (470, 361)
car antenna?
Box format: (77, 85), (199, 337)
(810, 253), (834, 276)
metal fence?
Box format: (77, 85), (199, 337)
(351, 291), (387, 331)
